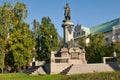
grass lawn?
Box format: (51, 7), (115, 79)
(0, 71), (120, 80)
(0, 73), (64, 80)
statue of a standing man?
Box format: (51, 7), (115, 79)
(64, 3), (71, 21)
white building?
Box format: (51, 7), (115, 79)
(74, 18), (120, 43)
(113, 23), (120, 42)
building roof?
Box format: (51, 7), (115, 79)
(82, 26), (90, 35)
(90, 18), (120, 34)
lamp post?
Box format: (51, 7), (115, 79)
(112, 36), (117, 61)
(50, 35), (53, 51)
(32, 47), (36, 66)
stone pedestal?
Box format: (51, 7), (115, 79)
(62, 20), (74, 43)
(50, 47), (87, 74)
(59, 47), (87, 64)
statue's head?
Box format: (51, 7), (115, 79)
(66, 3), (69, 6)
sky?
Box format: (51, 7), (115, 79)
(0, 0), (120, 37)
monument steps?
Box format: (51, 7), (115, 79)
(67, 62), (120, 75)
(24, 66), (46, 75)
(106, 62), (120, 70)
(60, 64), (73, 75)
(31, 66), (46, 75)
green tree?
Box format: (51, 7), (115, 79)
(6, 23), (35, 71)
(78, 34), (111, 63)
(115, 42), (120, 63)
(87, 34), (106, 63)
(58, 35), (63, 48)
(0, 2), (13, 73)
(5, 2), (35, 72)
(33, 17), (59, 61)
(33, 19), (40, 59)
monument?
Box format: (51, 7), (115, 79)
(50, 3), (87, 74)
(50, 3), (119, 74)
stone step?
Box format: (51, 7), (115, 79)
(67, 62), (120, 75)
(60, 64), (73, 74)
(31, 66), (46, 75)
(106, 62), (120, 70)
(24, 66), (46, 75)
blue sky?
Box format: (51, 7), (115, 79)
(0, 0), (120, 37)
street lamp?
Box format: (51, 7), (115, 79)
(50, 35), (53, 50)
(32, 47), (36, 66)
(112, 36), (117, 61)
(112, 36), (116, 57)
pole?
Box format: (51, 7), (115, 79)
(112, 36), (117, 61)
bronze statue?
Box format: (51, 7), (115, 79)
(64, 3), (71, 21)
